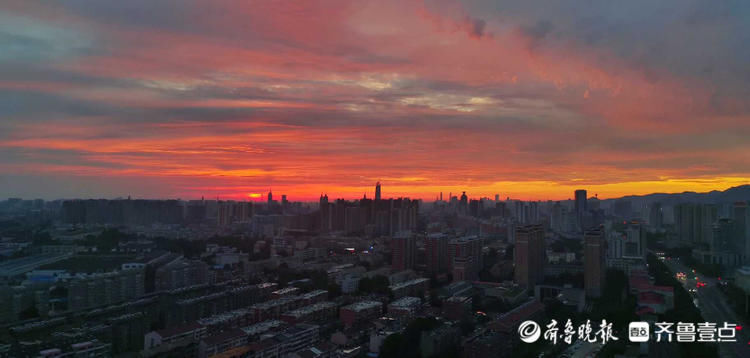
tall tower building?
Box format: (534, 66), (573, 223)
(711, 218), (743, 267)
(732, 202), (749, 263)
(391, 233), (415, 272)
(459, 192), (468, 214)
(514, 224), (545, 290)
(425, 234), (450, 275)
(448, 236), (483, 281)
(574, 190), (587, 214)
(574, 189), (587, 231)
(319, 194), (330, 233)
(584, 227), (606, 298)
(649, 202), (663, 229)
(624, 223), (645, 258)
(550, 202), (563, 232)
(674, 203), (717, 245)
(375, 182), (382, 201)
(267, 190), (273, 205)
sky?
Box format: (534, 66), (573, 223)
(0, 0), (748, 201)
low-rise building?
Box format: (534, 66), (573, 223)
(38, 340), (111, 358)
(340, 301), (382, 328)
(443, 296), (472, 321)
(281, 302), (338, 324)
(387, 296), (421, 319)
(629, 270), (674, 315)
(199, 328), (248, 358)
(389, 278), (429, 299)
(143, 322), (207, 350)
(488, 299), (545, 354)
(420, 325), (461, 358)
(272, 287), (300, 299)
(301, 290), (328, 304)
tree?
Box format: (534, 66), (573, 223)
(379, 318), (441, 358)
(19, 303), (39, 320)
(327, 283), (342, 299)
(379, 333), (404, 358)
(459, 317), (476, 335)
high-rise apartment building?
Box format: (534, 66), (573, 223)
(391, 233), (416, 271)
(574, 190), (587, 214)
(674, 203), (717, 245)
(448, 236), (483, 282)
(584, 227), (606, 298)
(514, 224), (545, 290)
(649, 202), (663, 229)
(733, 202), (749, 263)
(425, 233), (450, 275)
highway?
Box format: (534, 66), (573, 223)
(662, 258), (749, 358)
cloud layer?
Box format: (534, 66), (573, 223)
(1, 0), (748, 200)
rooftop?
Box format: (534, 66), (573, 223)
(301, 290), (327, 299)
(492, 299), (545, 333)
(342, 300), (382, 312)
(272, 287), (300, 295)
(388, 296), (421, 308)
(389, 277), (429, 290)
(251, 295), (302, 310)
(155, 322), (205, 339)
(202, 328), (247, 346)
(449, 236), (481, 243)
(198, 309), (251, 326)
(638, 292), (665, 305)
(240, 320), (285, 336)
(445, 296), (471, 303)
(283, 302), (337, 318)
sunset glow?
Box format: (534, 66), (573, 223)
(1, 0), (748, 200)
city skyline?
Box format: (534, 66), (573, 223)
(1, 1), (749, 201)
(4, 182), (750, 204)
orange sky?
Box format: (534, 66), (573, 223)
(0, 1), (748, 201)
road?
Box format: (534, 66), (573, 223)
(662, 258), (749, 358)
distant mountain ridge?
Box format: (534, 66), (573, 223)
(602, 184), (750, 205)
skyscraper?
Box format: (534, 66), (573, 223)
(550, 202), (563, 232)
(267, 190), (273, 205)
(649, 202), (663, 229)
(622, 223), (644, 259)
(584, 227), (606, 298)
(375, 182), (381, 201)
(514, 224), (545, 290)
(574, 189), (587, 213)
(732, 202), (748, 264)
(574, 189), (587, 231)
(448, 236), (483, 282)
(391, 232), (415, 272)
(674, 203), (717, 245)
(425, 234), (450, 275)
(711, 218), (742, 267)
(319, 194), (330, 233)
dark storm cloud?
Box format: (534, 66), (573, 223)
(469, 0), (750, 97)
